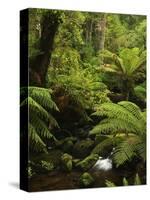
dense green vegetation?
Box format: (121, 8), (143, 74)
(21, 9), (146, 191)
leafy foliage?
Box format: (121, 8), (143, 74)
(90, 101), (146, 166)
(134, 83), (146, 102)
(105, 173), (142, 187)
(100, 48), (146, 100)
(25, 9), (146, 186)
(21, 87), (59, 152)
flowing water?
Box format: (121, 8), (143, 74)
(29, 155), (145, 192)
(92, 157), (112, 171)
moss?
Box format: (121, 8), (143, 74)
(75, 153), (99, 171)
(79, 172), (94, 187)
(61, 153), (73, 172)
(30, 149), (63, 169)
(56, 137), (77, 153)
(73, 138), (94, 158)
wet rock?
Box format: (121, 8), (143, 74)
(79, 172), (94, 187)
(73, 138), (94, 158)
(61, 153), (73, 172)
(62, 140), (74, 153)
(75, 154), (99, 171)
(75, 128), (89, 138)
(56, 136), (77, 153)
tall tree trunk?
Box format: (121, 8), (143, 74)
(29, 12), (60, 87)
(96, 13), (107, 51)
(99, 13), (107, 51)
(89, 20), (93, 43)
(85, 20), (93, 44)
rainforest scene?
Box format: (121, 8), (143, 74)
(20, 9), (146, 191)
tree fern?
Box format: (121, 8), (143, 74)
(100, 48), (146, 100)
(101, 48), (146, 76)
(90, 101), (146, 166)
(20, 87), (59, 152)
(90, 101), (145, 136)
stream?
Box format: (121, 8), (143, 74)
(29, 125), (146, 192)
(29, 156), (145, 192)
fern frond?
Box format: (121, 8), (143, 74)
(30, 114), (54, 139)
(100, 49), (126, 73)
(90, 101), (145, 136)
(21, 86), (59, 153)
(113, 134), (146, 167)
(123, 177), (129, 186)
(90, 118), (139, 135)
(92, 102), (139, 121)
(134, 173), (141, 185)
(134, 84), (146, 101)
(105, 180), (116, 187)
(29, 123), (47, 152)
(21, 97), (51, 124)
(112, 139), (138, 167)
(130, 51), (146, 74)
(134, 141), (146, 161)
(118, 101), (143, 120)
(91, 137), (113, 155)
(29, 87), (59, 111)
(101, 48), (146, 77)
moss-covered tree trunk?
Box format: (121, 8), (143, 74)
(29, 12), (60, 87)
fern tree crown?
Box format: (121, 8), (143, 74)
(90, 101), (146, 166)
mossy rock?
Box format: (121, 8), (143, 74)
(62, 140), (74, 153)
(76, 128), (89, 138)
(58, 137), (77, 145)
(73, 138), (94, 158)
(30, 149), (63, 170)
(61, 153), (73, 172)
(56, 137), (77, 153)
(79, 172), (94, 188)
(75, 154), (99, 171)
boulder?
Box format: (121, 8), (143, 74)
(62, 140), (74, 153)
(79, 172), (94, 187)
(73, 138), (94, 158)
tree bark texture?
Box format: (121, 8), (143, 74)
(29, 12), (60, 87)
